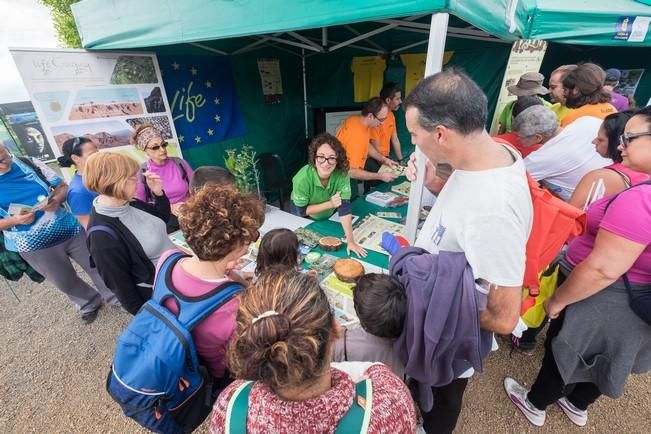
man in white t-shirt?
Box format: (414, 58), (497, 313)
(404, 69), (533, 434)
(514, 105), (612, 201)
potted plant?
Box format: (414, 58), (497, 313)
(224, 145), (262, 197)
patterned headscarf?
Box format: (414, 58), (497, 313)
(134, 125), (162, 151)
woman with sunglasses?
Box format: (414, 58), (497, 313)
(569, 110), (649, 209)
(504, 106), (651, 428)
(84, 152), (175, 315)
(57, 137), (99, 228)
(291, 133), (367, 257)
(132, 124), (193, 231)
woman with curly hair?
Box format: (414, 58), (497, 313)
(158, 185), (265, 380)
(210, 270), (418, 433)
(291, 132), (366, 257)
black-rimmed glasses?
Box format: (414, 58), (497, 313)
(373, 113), (387, 123)
(619, 131), (651, 148)
(315, 155), (337, 165)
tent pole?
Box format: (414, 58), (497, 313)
(302, 49), (309, 139)
(404, 12), (449, 244)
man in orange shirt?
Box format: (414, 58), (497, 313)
(371, 82), (404, 162)
(560, 63), (616, 127)
(336, 97), (399, 182)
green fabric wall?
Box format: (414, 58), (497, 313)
(153, 37), (511, 172)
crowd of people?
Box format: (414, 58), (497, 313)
(1, 61), (650, 433)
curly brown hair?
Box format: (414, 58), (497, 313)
(307, 132), (349, 173)
(177, 185), (265, 261)
(227, 270), (333, 393)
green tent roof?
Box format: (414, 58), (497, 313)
(72, 0), (651, 49)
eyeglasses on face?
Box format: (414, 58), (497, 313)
(373, 113), (387, 123)
(147, 142), (169, 151)
(315, 155), (337, 165)
(619, 131), (651, 148)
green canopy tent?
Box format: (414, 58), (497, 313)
(71, 0), (651, 240)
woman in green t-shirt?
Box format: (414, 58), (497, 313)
(291, 133), (367, 257)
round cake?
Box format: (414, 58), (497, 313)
(334, 258), (365, 283)
(319, 236), (343, 252)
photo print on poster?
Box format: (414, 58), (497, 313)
(52, 120), (131, 152)
(110, 56), (157, 84)
(0, 101), (55, 161)
(69, 88), (144, 120)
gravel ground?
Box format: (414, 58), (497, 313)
(1, 273), (649, 434)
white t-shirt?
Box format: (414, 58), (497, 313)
(415, 146), (533, 287)
(524, 116), (612, 201)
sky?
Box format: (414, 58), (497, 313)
(0, 0), (58, 103)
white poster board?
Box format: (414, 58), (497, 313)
(325, 110), (359, 136)
(489, 40), (548, 134)
(10, 48), (181, 178)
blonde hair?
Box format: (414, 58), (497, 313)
(84, 152), (139, 201)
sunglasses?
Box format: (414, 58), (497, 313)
(619, 131), (651, 148)
(372, 113), (387, 123)
(147, 142), (169, 151)
(315, 155), (337, 165)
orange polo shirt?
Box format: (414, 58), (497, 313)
(560, 102), (616, 127)
(369, 111), (396, 157)
(336, 115), (371, 169)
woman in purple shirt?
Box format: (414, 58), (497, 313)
(132, 124), (193, 231)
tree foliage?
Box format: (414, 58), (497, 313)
(39, 0), (82, 48)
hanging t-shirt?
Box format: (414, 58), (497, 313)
(67, 172), (98, 216)
(401, 51), (454, 95)
(0, 157), (81, 252)
(524, 117), (612, 201)
(336, 115), (372, 170)
(369, 111), (396, 157)
(415, 145), (533, 287)
(351, 56), (386, 103)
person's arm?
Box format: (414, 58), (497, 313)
(0, 213), (36, 231)
(405, 153), (446, 194)
(569, 169), (626, 210)
(544, 229), (646, 318)
(40, 182), (69, 212)
(76, 214), (90, 229)
(305, 200), (337, 217)
(349, 167), (396, 182)
(368, 143), (398, 167)
(89, 238), (148, 315)
(340, 212), (367, 258)
(479, 284), (522, 334)
(390, 131), (403, 161)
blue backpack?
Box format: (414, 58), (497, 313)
(106, 252), (243, 434)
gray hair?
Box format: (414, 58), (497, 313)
(512, 105), (558, 138)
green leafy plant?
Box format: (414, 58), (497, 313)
(224, 145), (261, 196)
(40, 0), (82, 48)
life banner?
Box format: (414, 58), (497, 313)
(10, 48), (182, 177)
(489, 40), (548, 135)
(159, 55), (246, 149)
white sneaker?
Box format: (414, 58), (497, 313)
(556, 397), (588, 427)
(503, 377), (546, 427)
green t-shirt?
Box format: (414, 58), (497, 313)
(290, 164), (351, 221)
(498, 97), (552, 133)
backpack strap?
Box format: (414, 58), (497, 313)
(171, 157), (190, 183)
(87, 225), (119, 241)
(604, 180), (651, 213)
(152, 251), (244, 330)
(335, 378), (373, 434)
(17, 156), (52, 190)
(605, 166), (632, 188)
(224, 381), (254, 434)
(139, 161), (153, 203)
(223, 378), (372, 434)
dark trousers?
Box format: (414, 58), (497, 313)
(421, 378), (469, 434)
(527, 310), (602, 411)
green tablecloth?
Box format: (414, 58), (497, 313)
(306, 179), (409, 270)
